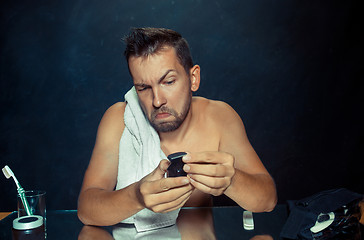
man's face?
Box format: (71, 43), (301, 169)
(128, 47), (192, 132)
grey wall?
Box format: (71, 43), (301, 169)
(1, 0), (363, 211)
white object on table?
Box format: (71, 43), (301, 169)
(243, 211), (254, 230)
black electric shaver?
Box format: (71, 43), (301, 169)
(166, 152), (187, 177)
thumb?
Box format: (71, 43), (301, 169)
(150, 159), (170, 180)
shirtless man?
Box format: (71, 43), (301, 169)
(77, 28), (277, 238)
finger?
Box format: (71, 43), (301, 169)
(140, 176), (189, 197)
(182, 152), (217, 163)
(160, 190), (193, 213)
(183, 151), (233, 164)
(188, 176), (225, 196)
(153, 159), (170, 176)
(152, 188), (194, 213)
(188, 173), (228, 189)
(157, 176), (190, 192)
(183, 163), (234, 177)
(159, 159), (171, 172)
(144, 184), (193, 211)
(157, 183), (194, 202)
(147, 159), (171, 182)
(142, 183), (193, 210)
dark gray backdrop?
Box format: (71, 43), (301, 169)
(1, 0), (363, 211)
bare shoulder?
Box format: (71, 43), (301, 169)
(103, 102), (126, 121)
(93, 101), (127, 153)
(193, 96), (249, 147)
(98, 102), (126, 132)
(193, 97), (242, 125)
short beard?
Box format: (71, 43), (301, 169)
(150, 98), (191, 133)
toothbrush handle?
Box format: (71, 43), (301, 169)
(18, 188), (32, 216)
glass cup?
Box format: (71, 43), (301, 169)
(17, 190), (46, 234)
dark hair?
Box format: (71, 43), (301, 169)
(123, 27), (193, 74)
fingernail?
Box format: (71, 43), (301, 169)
(182, 154), (191, 162)
(183, 164), (190, 172)
(182, 178), (189, 184)
(188, 175), (195, 182)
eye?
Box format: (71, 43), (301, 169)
(136, 86), (150, 92)
(164, 79), (175, 85)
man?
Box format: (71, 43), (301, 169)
(78, 27), (277, 238)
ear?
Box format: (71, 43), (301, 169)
(189, 65), (201, 92)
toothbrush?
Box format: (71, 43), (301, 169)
(2, 165), (32, 216)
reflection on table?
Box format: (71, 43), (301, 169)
(79, 225), (274, 240)
(0, 205), (287, 240)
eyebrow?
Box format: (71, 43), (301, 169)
(158, 69), (176, 83)
(134, 69), (176, 88)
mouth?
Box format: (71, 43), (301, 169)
(151, 106), (176, 122)
(155, 112), (171, 119)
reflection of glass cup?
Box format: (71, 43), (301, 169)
(17, 190), (46, 233)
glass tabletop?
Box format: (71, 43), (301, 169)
(0, 205), (288, 240)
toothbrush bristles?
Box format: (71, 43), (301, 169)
(2, 166), (12, 179)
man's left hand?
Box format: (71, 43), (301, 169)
(182, 152), (235, 196)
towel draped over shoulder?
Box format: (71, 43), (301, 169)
(115, 87), (180, 233)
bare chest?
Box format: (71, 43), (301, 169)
(161, 126), (220, 156)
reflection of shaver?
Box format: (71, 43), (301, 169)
(167, 152), (187, 177)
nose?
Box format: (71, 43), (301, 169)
(152, 88), (166, 108)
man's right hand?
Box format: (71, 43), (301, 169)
(136, 159), (194, 213)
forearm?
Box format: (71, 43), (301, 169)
(77, 183), (143, 226)
(224, 170), (277, 212)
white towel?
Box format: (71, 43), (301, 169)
(115, 87), (180, 233)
